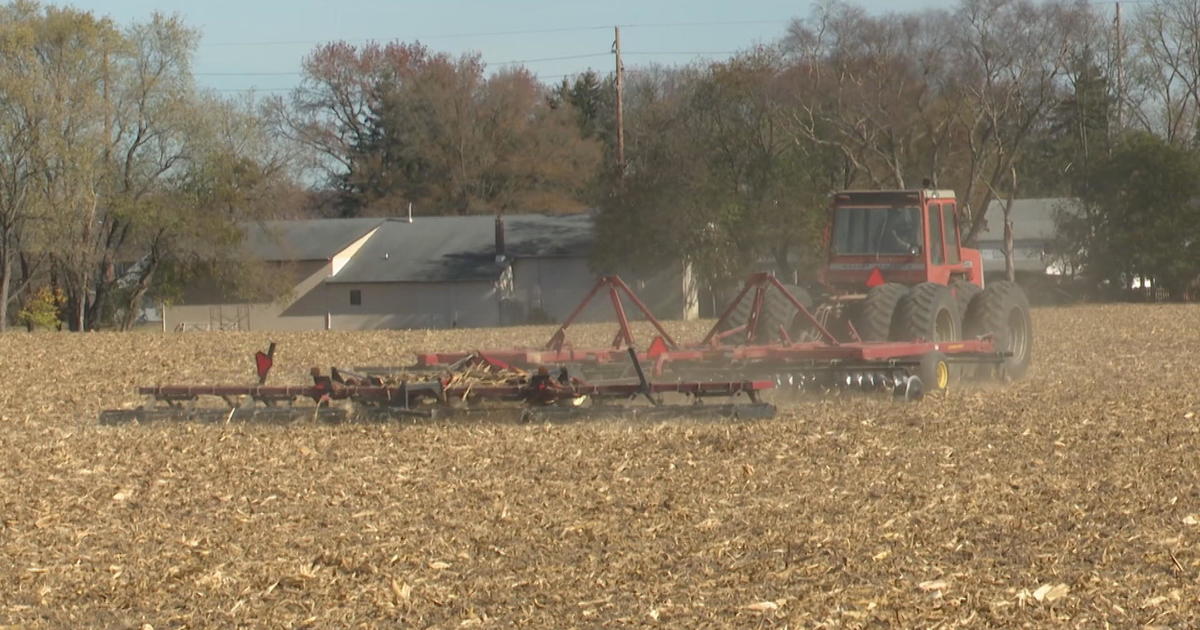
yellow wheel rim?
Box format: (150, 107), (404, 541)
(935, 361), (949, 390)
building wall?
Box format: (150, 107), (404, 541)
(511, 257), (697, 324)
(321, 281), (499, 329)
(165, 251), (695, 331)
(976, 239), (1050, 274)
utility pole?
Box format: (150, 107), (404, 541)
(613, 26), (625, 177)
(1115, 1), (1123, 130)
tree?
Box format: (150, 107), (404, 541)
(594, 52), (838, 287)
(1128, 0), (1200, 143)
(276, 42), (601, 216)
(0, 1), (49, 331)
(0, 2), (299, 330)
(1019, 46), (1114, 197)
(783, 4), (956, 189)
(1062, 132), (1200, 297)
(946, 0), (1096, 244)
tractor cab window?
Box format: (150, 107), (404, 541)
(942, 203), (961, 264)
(832, 206), (923, 255)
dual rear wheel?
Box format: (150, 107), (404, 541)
(854, 280), (1033, 392)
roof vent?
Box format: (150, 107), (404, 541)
(384, 252), (390, 260)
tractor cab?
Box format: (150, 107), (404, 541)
(819, 189), (984, 291)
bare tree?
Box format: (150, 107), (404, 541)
(1128, 0), (1200, 143)
(783, 4), (955, 188)
(947, 0), (1095, 243)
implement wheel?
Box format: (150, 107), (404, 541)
(853, 282), (909, 341)
(964, 280), (1033, 380)
(917, 351), (951, 393)
(894, 282), (961, 342)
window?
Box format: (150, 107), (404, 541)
(832, 206), (924, 255)
(942, 203), (961, 264)
(349, 289), (362, 306)
(929, 204), (945, 265)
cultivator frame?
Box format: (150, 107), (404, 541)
(101, 271), (1016, 426)
(408, 272), (1008, 397)
(100, 347), (776, 425)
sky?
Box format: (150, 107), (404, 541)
(62, 0), (964, 94)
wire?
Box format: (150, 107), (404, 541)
(196, 52), (614, 76)
(624, 50), (738, 56)
(202, 18), (792, 48)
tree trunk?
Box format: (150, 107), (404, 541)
(118, 260), (157, 331)
(0, 248), (10, 332)
(1004, 207), (1015, 283)
(1003, 165), (1018, 283)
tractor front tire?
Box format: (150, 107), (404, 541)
(894, 282), (961, 343)
(964, 280), (1033, 380)
(765, 283), (811, 343)
(853, 283), (909, 341)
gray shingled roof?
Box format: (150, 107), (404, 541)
(243, 219), (384, 261)
(327, 213), (593, 284)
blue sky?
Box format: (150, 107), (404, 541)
(63, 0), (962, 94)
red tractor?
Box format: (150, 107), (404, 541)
(738, 188), (1033, 384)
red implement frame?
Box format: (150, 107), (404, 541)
(701, 272), (841, 346)
(544, 275), (678, 352)
(411, 272), (1002, 375)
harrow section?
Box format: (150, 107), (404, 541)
(100, 347), (776, 425)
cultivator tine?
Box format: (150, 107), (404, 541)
(521, 402), (776, 424)
(626, 347), (656, 405)
(99, 406), (350, 425)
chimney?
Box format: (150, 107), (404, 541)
(494, 214), (507, 264)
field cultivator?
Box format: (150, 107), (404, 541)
(99, 343), (776, 425)
(403, 273), (1016, 399)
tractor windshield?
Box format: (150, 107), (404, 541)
(832, 206), (923, 256)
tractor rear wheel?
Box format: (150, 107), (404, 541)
(894, 282), (961, 343)
(964, 280), (1033, 380)
(950, 279), (982, 319)
(853, 282), (909, 341)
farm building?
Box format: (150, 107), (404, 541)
(975, 197), (1077, 278)
(163, 213), (697, 331)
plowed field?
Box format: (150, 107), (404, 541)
(3, 304), (1200, 628)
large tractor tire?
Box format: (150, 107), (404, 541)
(716, 292), (754, 334)
(777, 283), (816, 338)
(894, 282), (961, 343)
(964, 280), (1033, 380)
(949, 279), (982, 319)
(853, 282), (909, 341)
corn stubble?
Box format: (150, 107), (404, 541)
(2, 309), (1200, 627)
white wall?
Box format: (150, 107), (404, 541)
(164, 260), (331, 331)
(321, 282), (499, 329)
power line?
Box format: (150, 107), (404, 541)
(624, 50), (738, 56)
(195, 50), (713, 76)
(211, 71), (583, 92)
(201, 18), (792, 48)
